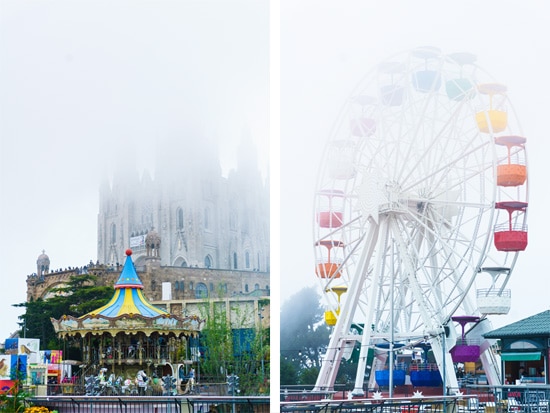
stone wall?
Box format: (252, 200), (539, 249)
(26, 259), (270, 303)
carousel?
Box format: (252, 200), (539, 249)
(51, 249), (203, 381)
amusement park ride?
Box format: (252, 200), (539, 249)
(312, 47), (528, 396)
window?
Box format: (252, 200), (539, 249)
(204, 255), (212, 268)
(177, 208), (184, 230)
(254, 283), (259, 290)
(245, 284), (249, 293)
(233, 252), (238, 269)
(195, 283), (208, 299)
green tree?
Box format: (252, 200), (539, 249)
(298, 366), (320, 386)
(198, 300), (234, 380)
(280, 357), (298, 385)
(198, 291), (269, 395)
(14, 274), (113, 350)
(248, 314), (270, 393)
(281, 286), (357, 386)
(280, 286), (330, 383)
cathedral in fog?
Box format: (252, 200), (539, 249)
(96, 130), (269, 272)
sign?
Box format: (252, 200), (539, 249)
(130, 235), (146, 248)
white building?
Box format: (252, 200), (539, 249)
(96, 132), (269, 272)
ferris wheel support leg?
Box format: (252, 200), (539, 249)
(314, 337), (347, 392)
(351, 332), (373, 396)
(351, 217), (387, 396)
(480, 341), (502, 386)
(471, 318), (502, 386)
(430, 337), (459, 394)
(314, 218), (381, 393)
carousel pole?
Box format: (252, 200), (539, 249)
(139, 336), (143, 365)
(98, 335), (102, 366)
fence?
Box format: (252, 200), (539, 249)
(281, 395), (462, 413)
(27, 395), (270, 413)
(280, 384), (550, 413)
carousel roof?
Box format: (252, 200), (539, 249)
(85, 249), (168, 318)
(51, 249), (203, 338)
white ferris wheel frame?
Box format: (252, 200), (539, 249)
(312, 47), (528, 394)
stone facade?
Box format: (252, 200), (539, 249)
(27, 259), (269, 304)
(27, 257), (270, 335)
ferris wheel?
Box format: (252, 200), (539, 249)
(312, 47), (528, 395)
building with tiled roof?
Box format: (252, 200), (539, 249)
(484, 310), (550, 384)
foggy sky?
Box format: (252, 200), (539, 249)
(280, 0), (550, 330)
(0, 0), (269, 340)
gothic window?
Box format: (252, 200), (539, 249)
(204, 255), (212, 269)
(245, 251), (250, 269)
(181, 260), (188, 267)
(177, 208), (184, 230)
(195, 283), (208, 299)
(245, 284), (249, 293)
(254, 283), (259, 290)
(257, 252), (261, 271)
(110, 223), (116, 244)
(233, 252), (238, 269)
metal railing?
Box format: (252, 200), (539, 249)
(281, 395), (463, 413)
(280, 384), (550, 413)
(28, 395), (270, 412)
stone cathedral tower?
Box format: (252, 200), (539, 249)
(96, 130), (269, 272)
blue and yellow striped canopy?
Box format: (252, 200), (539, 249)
(84, 250), (168, 318)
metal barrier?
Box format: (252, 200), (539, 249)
(279, 386), (550, 413)
(28, 395), (270, 412)
(281, 395), (462, 413)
